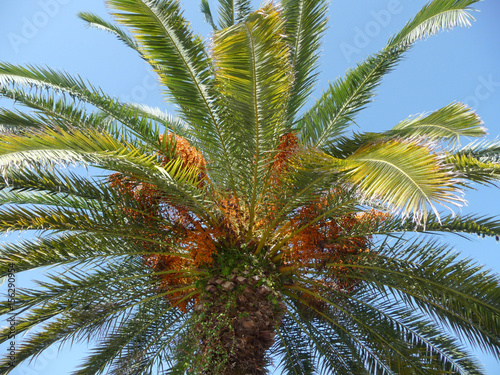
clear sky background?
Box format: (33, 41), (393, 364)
(0, 0), (499, 374)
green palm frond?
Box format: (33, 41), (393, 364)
(217, 0), (252, 29)
(73, 301), (190, 375)
(284, 287), (403, 374)
(0, 130), (212, 222)
(0, 86), (114, 132)
(297, 48), (405, 149)
(129, 104), (189, 133)
(0, 65), (172, 147)
(106, 0), (212, 124)
(331, 239), (500, 357)
(368, 212), (500, 242)
(388, 102), (485, 145)
(213, 4), (293, 226)
(0, 233), (192, 280)
(282, 308), (365, 375)
(454, 139), (500, 163)
(199, 0), (217, 30)
(1, 126), (142, 173)
(343, 292), (482, 374)
(106, 0), (241, 190)
(0, 126), (145, 166)
(317, 139), (462, 220)
(78, 11), (142, 53)
(1, 260), (147, 316)
(0, 63), (108, 100)
(322, 102), (486, 174)
(0, 182), (183, 241)
(448, 153), (500, 185)
(282, 0), (329, 122)
(0, 261), (196, 372)
(0, 167), (118, 202)
(415, 213), (500, 240)
(273, 315), (317, 375)
(0, 189), (114, 212)
(297, 0), (479, 150)
(0, 180), (207, 234)
(446, 140), (500, 185)
(213, 4), (293, 150)
(0, 199), (130, 236)
(108, 315), (195, 375)
(0, 108), (47, 131)
(388, 0), (480, 48)
(1, 258), (198, 324)
(286, 274), (485, 374)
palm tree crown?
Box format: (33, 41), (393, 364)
(1, 0), (500, 374)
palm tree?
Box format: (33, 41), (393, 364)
(1, 0), (500, 373)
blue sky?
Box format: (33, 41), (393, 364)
(0, 0), (499, 373)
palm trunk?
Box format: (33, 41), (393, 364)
(193, 269), (285, 374)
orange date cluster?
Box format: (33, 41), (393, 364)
(109, 133), (386, 312)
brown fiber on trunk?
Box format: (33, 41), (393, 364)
(193, 270), (285, 375)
